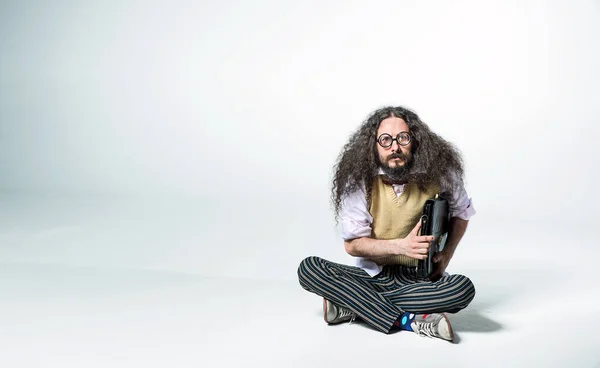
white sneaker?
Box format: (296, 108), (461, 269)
(411, 313), (454, 342)
(323, 298), (356, 324)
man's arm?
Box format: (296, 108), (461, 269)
(440, 217), (469, 259)
(428, 175), (475, 274)
(430, 217), (469, 280)
(344, 237), (400, 258)
(344, 221), (433, 260)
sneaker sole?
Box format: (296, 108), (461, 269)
(322, 298), (328, 324)
(441, 313), (455, 342)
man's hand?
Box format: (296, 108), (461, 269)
(397, 221), (434, 259)
(429, 251), (451, 281)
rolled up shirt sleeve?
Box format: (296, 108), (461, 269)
(447, 183), (476, 220)
(338, 184), (373, 240)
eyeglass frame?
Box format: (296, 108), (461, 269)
(376, 132), (412, 148)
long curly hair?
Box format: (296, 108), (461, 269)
(331, 106), (465, 221)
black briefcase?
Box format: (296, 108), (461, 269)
(416, 194), (450, 280)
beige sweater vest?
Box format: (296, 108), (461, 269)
(367, 176), (440, 267)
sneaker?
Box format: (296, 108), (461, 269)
(411, 313), (454, 342)
(323, 298), (356, 324)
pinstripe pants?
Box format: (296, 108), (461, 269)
(297, 256), (476, 333)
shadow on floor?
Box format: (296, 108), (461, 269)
(448, 306), (502, 333)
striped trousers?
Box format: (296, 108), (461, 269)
(297, 256), (476, 333)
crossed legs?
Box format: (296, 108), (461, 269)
(297, 256), (476, 333)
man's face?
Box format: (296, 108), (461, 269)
(376, 116), (413, 173)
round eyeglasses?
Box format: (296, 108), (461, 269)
(377, 132), (411, 148)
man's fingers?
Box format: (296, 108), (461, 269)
(411, 241), (430, 252)
(416, 235), (434, 242)
(410, 247), (429, 258)
(411, 221), (422, 235)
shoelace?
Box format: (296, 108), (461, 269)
(412, 321), (438, 338)
(337, 308), (356, 324)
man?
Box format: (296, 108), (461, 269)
(297, 106), (476, 342)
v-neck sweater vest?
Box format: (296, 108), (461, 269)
(367, 176), (440, 267)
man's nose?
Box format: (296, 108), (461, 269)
(390, 140), (400, 152)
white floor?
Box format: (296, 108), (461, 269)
(1, 195), (599, 368)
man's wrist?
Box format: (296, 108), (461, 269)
(388, 238), (404, 257)
(440, 242), (456, 259)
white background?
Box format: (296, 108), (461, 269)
(1, 1), (599, 367)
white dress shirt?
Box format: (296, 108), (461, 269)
(338, 169), (476, 277)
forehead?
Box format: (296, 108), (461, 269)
(377, 116), (409, 134)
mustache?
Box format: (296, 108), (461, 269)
(387, 152), (409, 162)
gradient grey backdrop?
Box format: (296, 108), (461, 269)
(1, 0), (598, 280)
